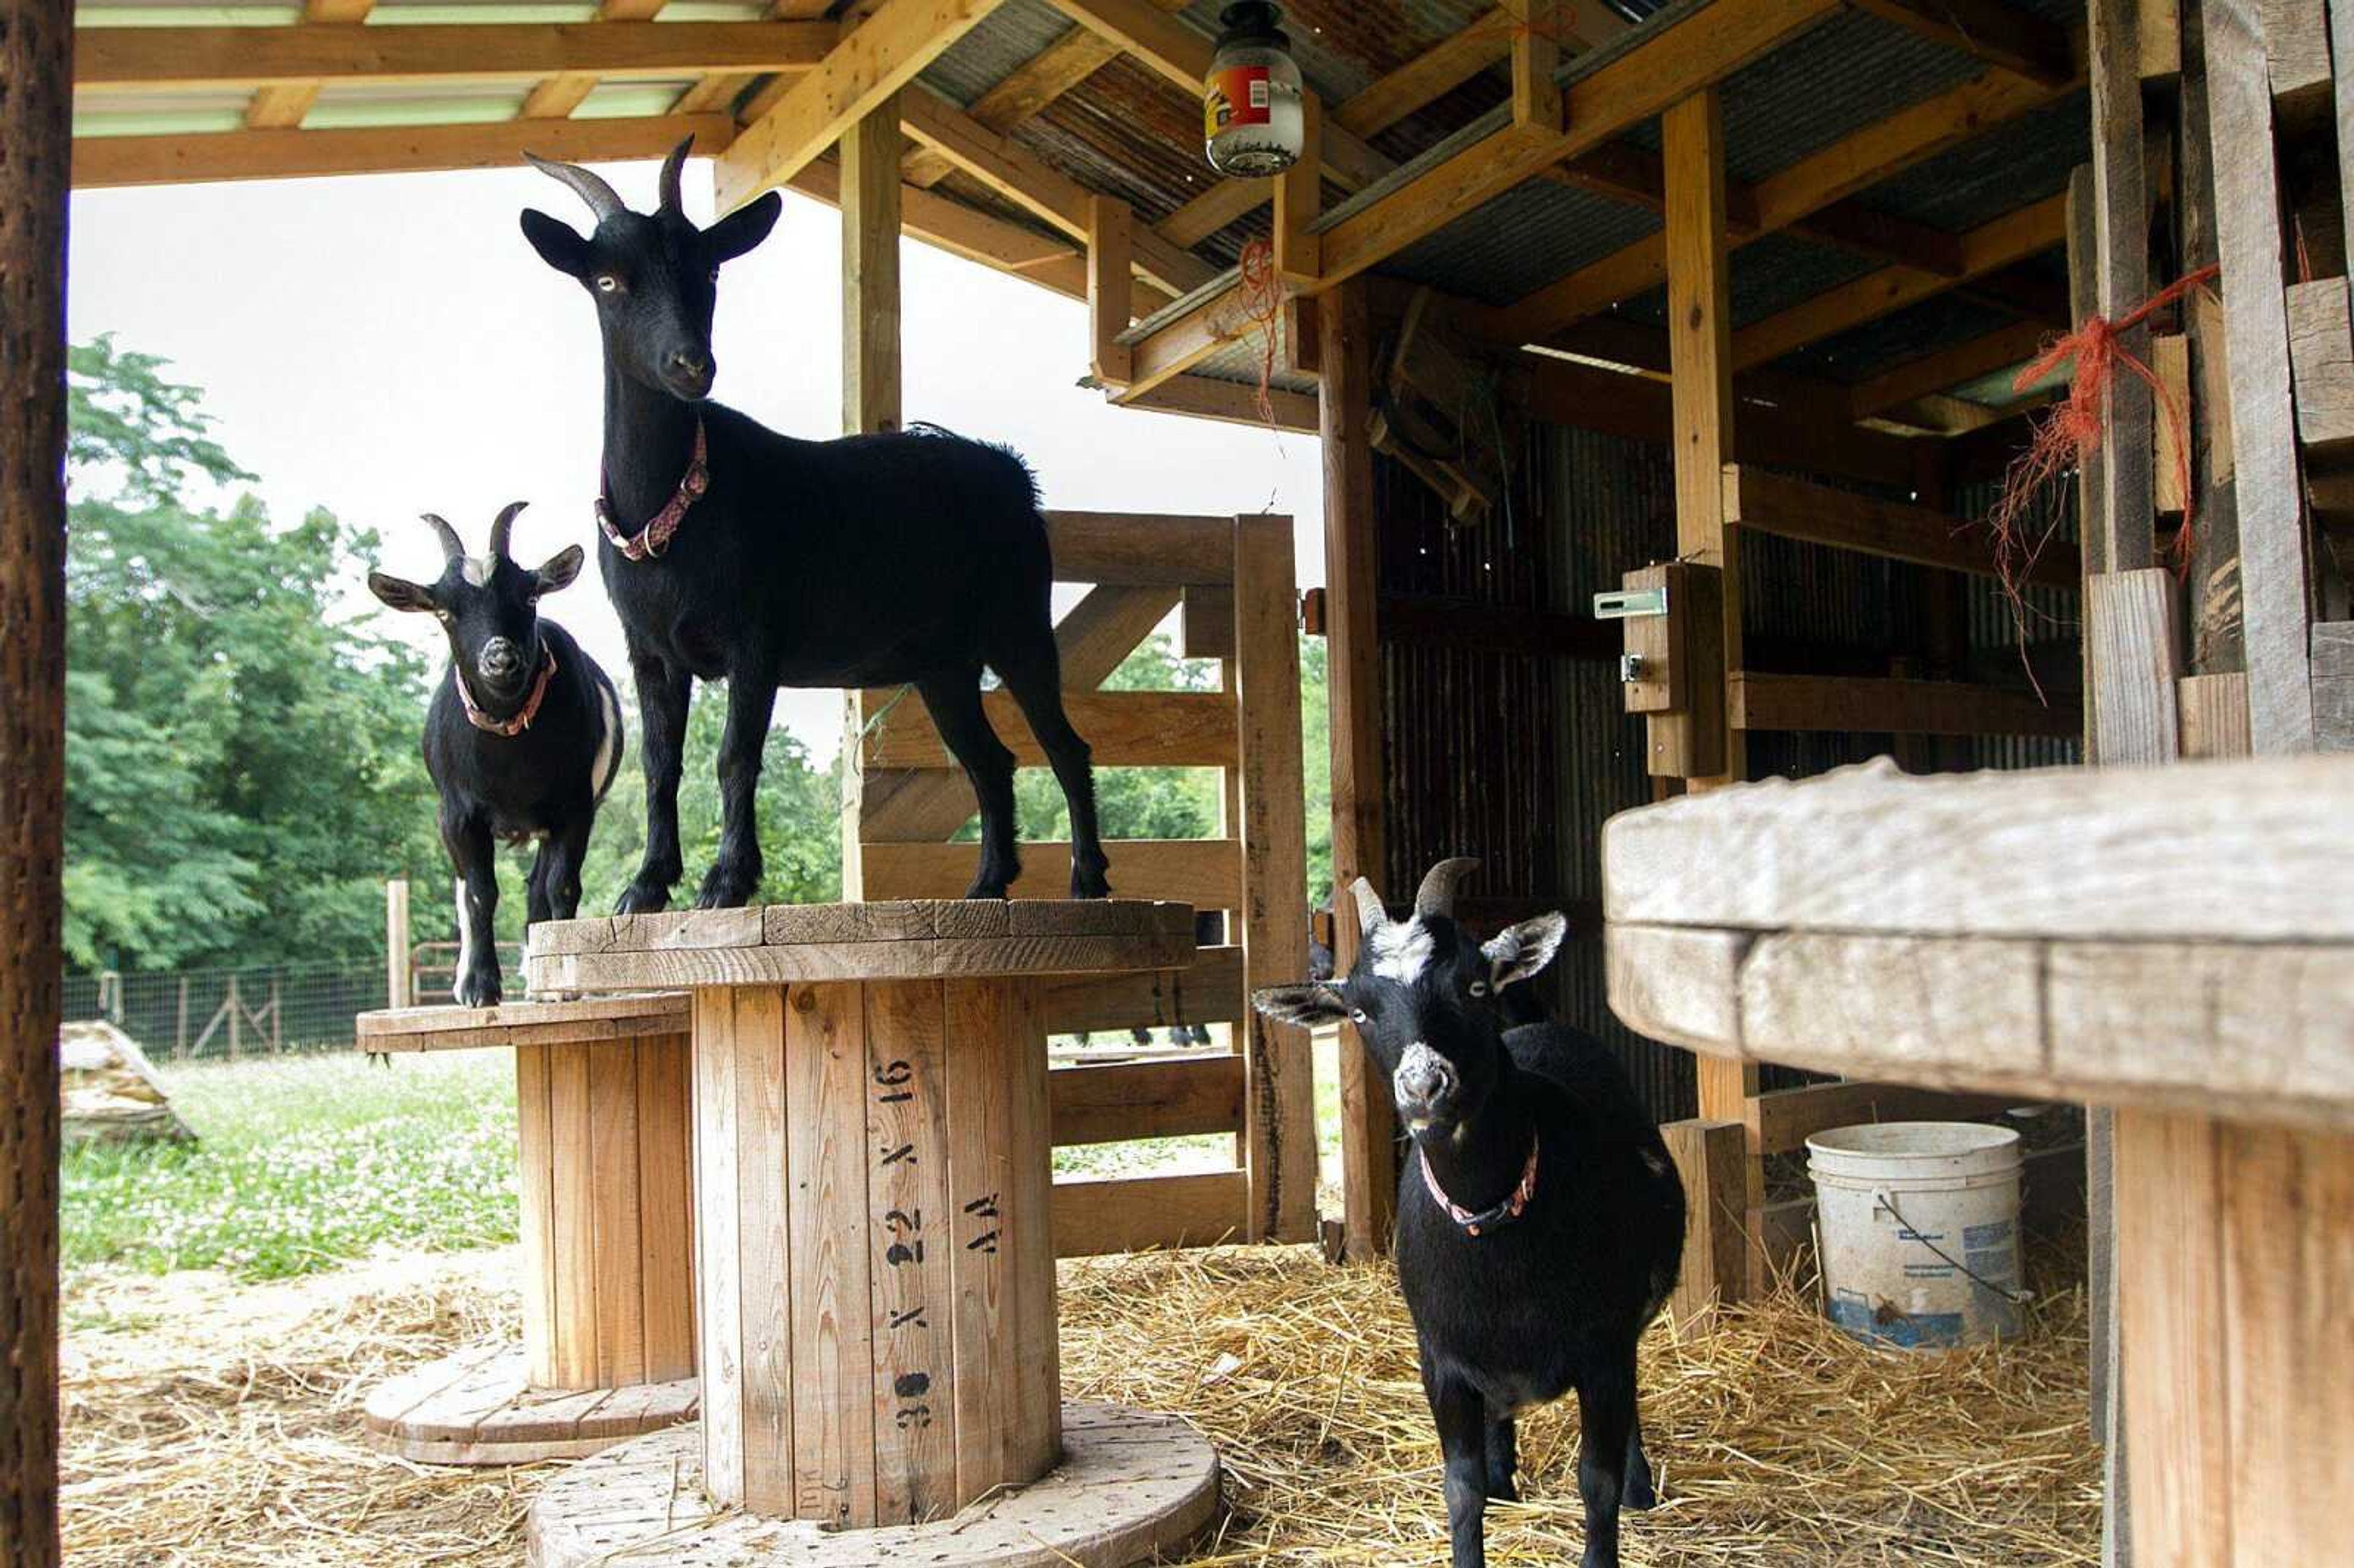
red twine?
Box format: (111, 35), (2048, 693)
(1986, 263), (2220, 618)
(1231, 235), (1286, 430)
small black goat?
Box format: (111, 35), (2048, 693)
(369, 504), (624, 1007)
(1255, 859), (1685, 1568)
(519, 140), (1108, 913)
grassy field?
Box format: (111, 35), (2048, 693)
(64, 1039), (1347, 1285)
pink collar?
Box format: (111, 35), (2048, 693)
(1419, 1134), (1540, 1238)
(596, 419), (709, 561)
(457, 643), (557, 737)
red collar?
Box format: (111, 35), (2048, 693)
(596, 418), (709, 561)
(1419, 1133), (1540, 1238)
(457, 644), (557, 737)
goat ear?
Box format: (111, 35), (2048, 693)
(532, 544), (586, 596)
(704, 192), (782, 265)
(1480, 912), (1568, 990)
(367, 571), (438, 615)
(1251, 983), (1350, 1029)
(520, 209), (592, 278)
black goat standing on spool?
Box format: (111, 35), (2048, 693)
(369, 504), (625, 1007)
(1254, 859), (1686, 1568)
(518, 139), (1110, 912)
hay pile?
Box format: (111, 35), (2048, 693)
(63, 1245), (2097, 1566)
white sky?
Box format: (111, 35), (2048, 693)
(66, 156), (1325, 759)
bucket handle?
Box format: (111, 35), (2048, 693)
(1874, 1189), (2033, 1306)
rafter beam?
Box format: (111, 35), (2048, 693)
(1731, 192), (2067, 371)
(1848, 0), (2077, 86)
(714, 0), (1005, 210)
(672, 1), (836, 116)
(72, 113), (738, 189)
(1494, 59), (2077, 341)
(786, 155), (1088, 302)
(77, 21), (837, 91)
(523, 0), (671, 121)
(243, 0), (374, 130)
(1846, 318), (2053, 417)
(903, 26), (1122, 186)
(1314, 0), (1846, 292)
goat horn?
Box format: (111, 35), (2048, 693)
(657, 135), (693, 215)
(488, 501), (528, 560)
(418, 512), (466, 563)
(1347, 878), (1388, 940)
(1412, 858), (1480, 920)
(524, 152), (625, 224)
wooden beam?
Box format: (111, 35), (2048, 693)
(523, 0), (671, 122)
(1662, 1120), (1746, 1324)
(1040, 0), (1209, 91)
(1087, 194), (1134, 386)
(2205, 0), (2315, 751)
(1724, 465), (2079, 588)
(783, 154), (1086, 303)
(0, 0), (69, 1559)
(2086, 568), (2183, 763)
(1113, 373), (1319, 434)
(1848, 0), (2077, 86)
(714, 0), (1004, 210)
(1319, 279), (1395, 1262)
(243, 0), (375, 131)
(671, 0), (834, 116)
(2088, 0), (2153, 571)
(1333, 6), (1515, 138)
(861, 838), (1241, 906)
(1274, 91), (1322, 288)
(1051, 1170), (1249, 1257)
(1316, 0), (1842, 293)
(1511, 9), (1564, 131)
(1049, 1056), (1243, 1146)
(1496, 60), (2072, 340)
(1847, 320), (2052, 417)
(1730, 193), (2067, 370)
(1729, 671), (2082, 736)
(79, 20), (836, 91)
(861, 690), (1237, 771)
(72, 113), (737, 189)
(842, 97), (902, 436)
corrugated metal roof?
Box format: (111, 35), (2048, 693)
(1862, 92), (2090, 232)
(1707, 9), (1989, 184)
(920, 0), (1076, 110)
(1382, 175), (1663, 306)
(1773, 293), (2027, 384)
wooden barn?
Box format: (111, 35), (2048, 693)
(4, 0), (2351, 1564)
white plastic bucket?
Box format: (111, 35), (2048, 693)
(1806, 1121), (2024, 1350)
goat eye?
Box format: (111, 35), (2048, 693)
(1348, 1008), (1369, 1026)
(594, 274), (620, 293)
(1469, 980), (1490, 998)
(708, 268), (721, 283)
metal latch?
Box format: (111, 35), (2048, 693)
(1620, 654), (1645, 682)
(1593, 585), (1669, 620)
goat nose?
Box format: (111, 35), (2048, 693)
(669, 348), (711, 378)
(481, 640), (520, 674)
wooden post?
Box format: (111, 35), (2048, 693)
(1086, 195), (1134, 386)
(269, 976), (283, 1055)
(386, 878), (413, 1008)
(2089, 0), (2154, 573)
(0, 0), (70, 1559)
(1664, 88), (1761, 1295)
(175, 978), (190, 1061)
(226, 975), (242, 1061)
(1318, 277), (1396, 1262)
(1232, 514), (1315, 1244)
(1661, 1119), (1745, 1325)
(2205, 0), (2316, 752)
(840, 95), (904, 890)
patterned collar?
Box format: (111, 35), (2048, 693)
(456, 642), (556, 737)
(596, 418), (709, 561)
(1419, 1133), (1540, 1238)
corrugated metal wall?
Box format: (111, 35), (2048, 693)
(1369, 421), (2084, 1125)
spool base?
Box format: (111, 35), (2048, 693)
(364, 1344), (698, 1466)
(527, 1402), (1219, 1567)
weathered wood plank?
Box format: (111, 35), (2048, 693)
(1728, 671), (2080, 736)
(1048, 1055), (1244, 1145)
(2085, 568), (2184, 763)
(2285, 277), (2354, 453)
(1049, 1170), (1250, 1256)
(1661, 1119), (1746, 1325)
(1723, 465), (2080, 588)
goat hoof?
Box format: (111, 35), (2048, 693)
(1485, 1477), (1518, 1504)
(1625, 1469), (1657, 1512)
(962, 880), (1011, 901)
(615, 880), (672, 916)
(1070, 864), (1111, 900)
(457, 974), (503, 1009)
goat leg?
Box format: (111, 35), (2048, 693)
(443, 813), (503, 1009)
(617, 651), (690, 915)
(914, 669), (1021, 899)
(1421, 1358), (1490, 1568)
(1623, 1415), (1657, 1512)
(1484, 1410), (1518, 1502)
(696, 675), (776, 908)
(997, 636), (1110, 899)
(543, 810), (592, 923)
(1573, 1354), (1638, 1568)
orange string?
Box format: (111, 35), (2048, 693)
(1987, 263), (2217, 636)
(1230, 236), (1286, 430)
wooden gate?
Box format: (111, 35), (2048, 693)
(845, 510), (1316, 1255)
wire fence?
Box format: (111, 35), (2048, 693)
(65, 962), (397, 1062)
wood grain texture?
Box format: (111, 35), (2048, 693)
(786, 982), (877, 1527)
(1745, 1081), (2027, 1157)
(634, 1035), (695, 1382)
(1602, 755), (2354, 940)
(859, 688), (1236, 771)
(1661, 1119), (1746, 1324)
(2178, 671), (2252, 759)
(2085, 568), (2184, 764)
(2090, 0), (2155, 571)
(357, 992), (690, 1048)
(1006, 981), (1060, 1477)
(732, 988), (793, 1513)
(1724, 465), (2080, 588)
(857, 839), (1240, 908)
(363, 1345), (695, 1466)
(588, 1042), (646, 1389)
(74, 113), (737, 189)
(527, 1403), (1216, 1567)
(2316, 622), (2354, 752)
(2285, 277), (2354, 452)
(547, 1043), (599, 1391)
(864, 981), (955, 1522)
(515, 1045), (561, 1388)
(1049, 1170), (1250, 1255)
(943, 979), (1014, 1504)
(692, 988), (746, 1504)
(1035, 945), (1243, 1033)
(1728, 671), (2080, 736)
(1233, 512), (1316, 1244)
(1319, 279), (1396, 1262)
(842, 96), (903, 438)
(1048, 1056), (1243, 1144)
(2205, 0), (2315, 750)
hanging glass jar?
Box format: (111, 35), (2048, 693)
(1203, 2), (1305, 178)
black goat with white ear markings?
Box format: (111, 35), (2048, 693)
(368, 503), (625, 1008)
(1254, 858), (1685, 1568)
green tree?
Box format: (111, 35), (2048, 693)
(63, 338), (444, 971)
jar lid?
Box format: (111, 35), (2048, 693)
(1216, 1), (1290, 50)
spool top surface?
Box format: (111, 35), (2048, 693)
(525, 899), (1197, 994)
(357, 992), (690, 1052)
